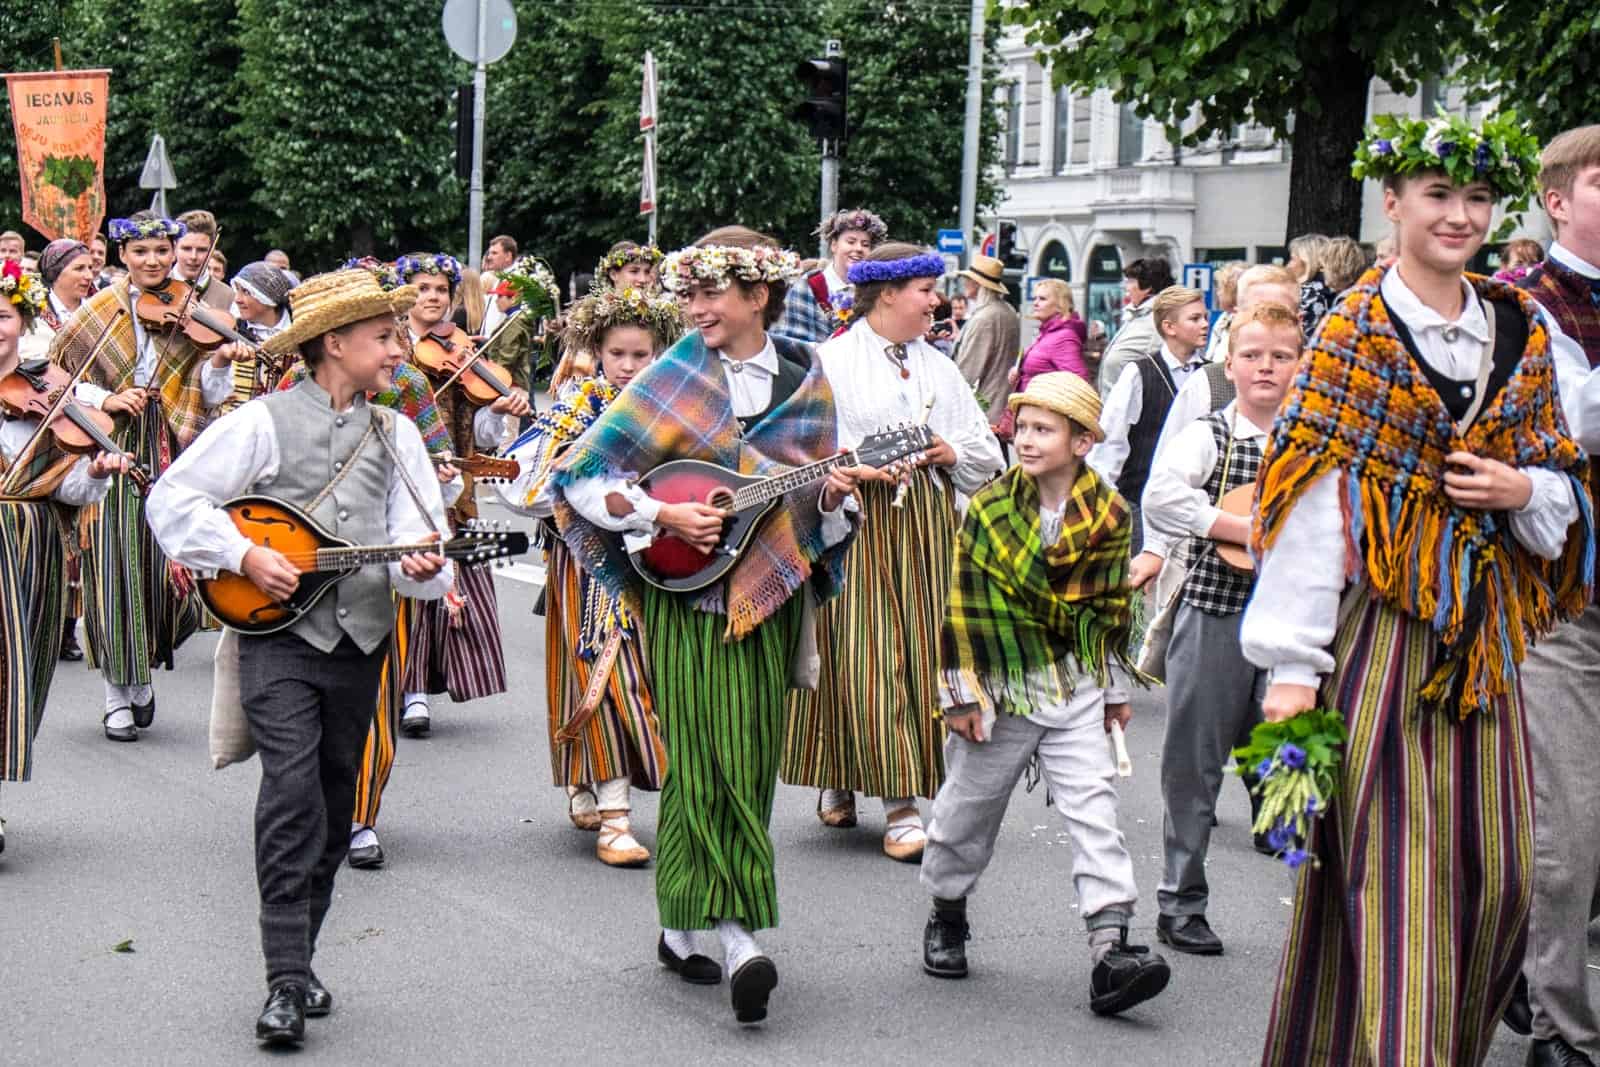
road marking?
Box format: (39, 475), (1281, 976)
(495, 561), (546, 587)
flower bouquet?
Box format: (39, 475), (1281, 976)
(1233, 707), (1346, 869)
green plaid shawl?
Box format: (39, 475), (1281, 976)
(942, 463), (1140, 713)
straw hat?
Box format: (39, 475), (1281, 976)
(957, 254), (1009, 295)
(261, 269), (418, 357)
(1007, 371), (1105, 441)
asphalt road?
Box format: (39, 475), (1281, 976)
(0, 499), (1585, 1065)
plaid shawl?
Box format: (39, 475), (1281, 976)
(553, 331), (849, 640)
(0, 423), (78, 500)
(47, 279), (211, 449)
(279, 360), (452, 456)
(1254, 263), (1594, 717)
(942, 463), (1140, 714)
(507, 376), (632, 656)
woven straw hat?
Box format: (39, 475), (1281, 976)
(261, 269), (418, 357)
(1007, 371), (1105, 442)
(957, 254), (1009, 295)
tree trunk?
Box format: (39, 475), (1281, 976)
(347, 222), (375, 258)
(1285, 55), (1375, 241)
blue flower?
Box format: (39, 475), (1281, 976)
(1254, 757), (1274, 780)
(1436, 140), (1456, 159)
(1474, 142), (1492, 175)
(1267, 822), (1293, 852)
(1373, 139), (1394, 156)
(1305, 797), (1321, 817)
(1278, 743), (1307, 770)
(1283, 848), (1310, 869)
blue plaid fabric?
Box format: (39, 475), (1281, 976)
(774, 275), (835, 344)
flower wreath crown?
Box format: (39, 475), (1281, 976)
(107, 216), (186, 243)
(565, 285), (684, 354)
(1352, 109), (1541, 230)
(1, 260), (48, 324)
(847, 253), (946, 286)
(497, 255), (561, 319)
(596, 244), (664, 276)
(342, 256), (403, 292)
(395, 252), (462, 288)
(659, 244), (803, 294)
(816, 208), (888, 244)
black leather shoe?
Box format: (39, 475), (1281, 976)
(347, 838), (385, 870)
(59, 621), (83, 661)
(1503, 971), (1533, 1035)
(131, 696), (155, 729)
(1528, 1036), (1596, 1067)
(657, 933), (722, 985)
(923, 908), (970, 978)
(1156, 913), (1224, 956)
(400, 711), (430, 738)
(304, 973), (332, 1018)
(1091, 931), (1172, 1016)
(102, 712), (137, 743)
(729, 955), (778, 1024)
(255, 983), (305, 1046)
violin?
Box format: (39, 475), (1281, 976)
(135, 278), (263, 353)
(0, 359), (151, 493)
(411, 323), (516, 407)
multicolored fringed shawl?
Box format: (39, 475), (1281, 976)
(507, 376), (631, 656)
(942, 463), (1140, 712)
(278, 360), (452, 456)
(48, 279), (211, 449)
(1253, 264), (1594, 717)
(553, 331), (848, 640)
(0, 420), (77, 501)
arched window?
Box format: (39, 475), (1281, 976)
(1037, 240), (1072, 280)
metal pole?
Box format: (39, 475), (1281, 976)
(819, 143), (838, 259)
(468, 0), (488, 268)
(957, 0), (984, 269)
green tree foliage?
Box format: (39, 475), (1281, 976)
(1006, 0), (1481, 240)
(821, 0), (1002, 246)
(1461, 1), (1600, 148)
(234, 0), (460, 266)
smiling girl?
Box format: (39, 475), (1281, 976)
(1242, 113), (1592, 1066)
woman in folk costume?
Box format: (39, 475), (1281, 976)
(0, 262), (128, 855)
(1240, 112), (1594, 1066)
(554, 227), (860, 1026)
(597, 241), (664, 294)
(395, 252), (531, 738)
(774, 208), (887, 343)
(277, 258), (458, 869)
(49, 211), (244, 742)
(782, 243), (1004, 860)
(496, 286), (683, 866)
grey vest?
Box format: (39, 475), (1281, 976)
(258, 382), (396, 654)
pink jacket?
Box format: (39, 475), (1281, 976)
(1017, 313), (1089, 391)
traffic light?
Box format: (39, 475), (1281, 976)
(451, 83), (474, 181)
(793, 57), (847, 143)
(996, 219), (1027, 271)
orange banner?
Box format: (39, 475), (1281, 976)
(4, 69), (110, 243)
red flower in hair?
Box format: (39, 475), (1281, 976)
(1, 259), (21, 282)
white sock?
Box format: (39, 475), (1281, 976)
(716, 918), (762, 973)
(402, 694), (428, 719)
(104, 706), (134, 729)
(350, 827), (379, 850)
(662, 928), (698, 959)
(594, 776), (630, 812)
(882, 797), (916, 816)
(129, 683), (153, 706)
(104, 684), (136, 714)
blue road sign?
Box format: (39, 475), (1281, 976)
(937, 229), (965, 255)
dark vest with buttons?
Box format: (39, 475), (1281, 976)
(1181, 411), (1261, 616)
(1523, 259), (1600, 364)
(258, 382), (397, 654)
(1203, 360), (1235, 412)
(1115, 355), (1180, 509)
(1387, 295), (1527, 423)
(735, 341), (811, 435)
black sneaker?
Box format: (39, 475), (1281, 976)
(923, 909), (970, 978)
(1090, 931), (1171, 1016)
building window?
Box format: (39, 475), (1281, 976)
(1037, 239), (1071, 279)
(1052, 86), (1091, 173)
(1087, 244), (1124, 336)
(1197, 247), (1249, 266)
(1117, 103), (1144, 167)
(1004, 81), (1021, 171)
(1023, 69), (1043, 169)
(1256, 245), (1288, 266)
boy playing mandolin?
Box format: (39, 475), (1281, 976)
(1139, 301), (1301, 957)
(146, 269), (451, 1048)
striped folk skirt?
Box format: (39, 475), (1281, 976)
(352, 597), (409, 829)
(646, 586), (803, 932)
(1262, 587), (1534, 1066)
(0, 500), (68, 782)
(782, 473), (953, 799)
(545, 543), (664, 790)
(81, 406), (201, 687)
(402, 560), (507, 702)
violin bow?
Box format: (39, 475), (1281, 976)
(0, 311), (126, 496)
(427, 313), (522, 397)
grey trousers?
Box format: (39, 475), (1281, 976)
(1157, 602), (1265, 918)
(920, 705), (1138, 931)
(239, 631), (387, 989)
(1520, 604), (1600, 1058)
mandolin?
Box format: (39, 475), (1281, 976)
(431, 452), (520, 484)
(1212, 483), (1256, 573)
(200, 495), (529, 634)
(629, 425), (934, 592)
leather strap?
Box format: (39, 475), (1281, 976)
(554, 628), (625, 744)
